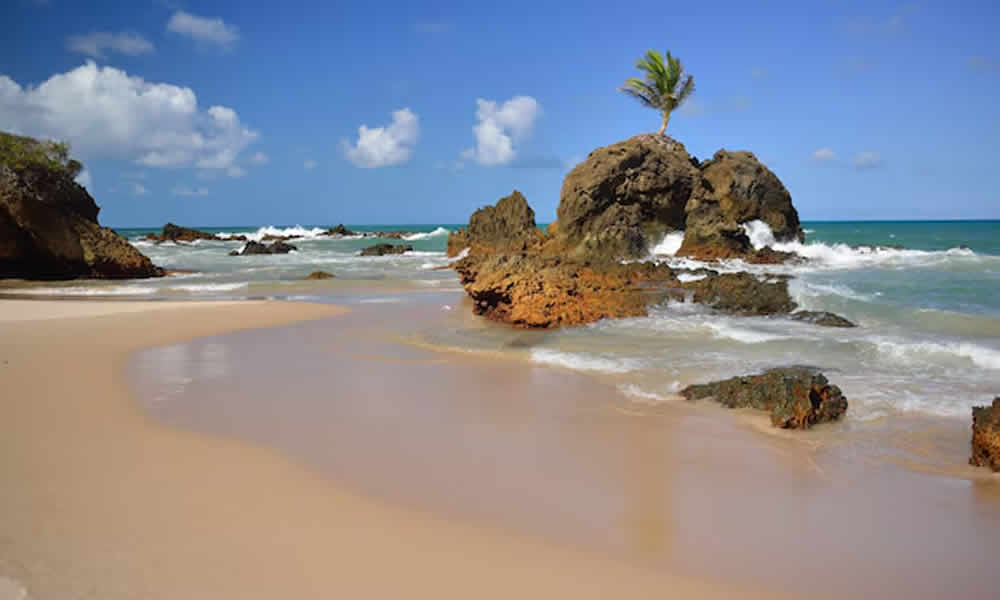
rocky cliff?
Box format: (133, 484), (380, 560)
(0, 153), (163, 280)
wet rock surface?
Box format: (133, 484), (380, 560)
(145, 223), (243, 243)
(359, 243), (413, 256)
(970, 397), (1000, 471)
(788, 311), (857, 328)
(304, 270), (335, 280)
(680, 367), (849, 429)
(228, 240), (298, 256)
(1, 162), (164, 280)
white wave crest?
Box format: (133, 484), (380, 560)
(220, 225), (328, 242)
(403, 227), (450, 241)
(531, 348), (639, 373)
(618, 382), (681, 404)
(705, 321), (791, 343)
(873, 338), (1000, 371)
(0, 284), (158, 296)
(651, 231), (685, 256)
(740, 220), (979, 271)
(169, 282), (248, 293)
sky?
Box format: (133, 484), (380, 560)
(2, 0), (998, 226)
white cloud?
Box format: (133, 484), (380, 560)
(172, 186), (208, 196)
(342, 108), (419, 168)
(166, 11), (240, 48)
(303, 159), (317, 170)
(249, 151), (269, 164)
(67, 32), (154, 58)
(463, 96), (540, 166)
(132, 183), (148, 196)
(0, 61), (258, 172)
(853, 152), (884, 169)
(75, 169), (92, 188)
(811, 147), (836, 162)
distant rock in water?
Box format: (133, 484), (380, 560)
(680, 367), (848, 429)
(305, 270), (335, 280)
(228, 240), (297, 256)
(359, 243), (413, 256)
(970, 397), (1000, 472)
(325, 224), (355, 236)
(789, 311), (857, 328)
(0, 134), (164, 280)
(145, 223), (243, 243)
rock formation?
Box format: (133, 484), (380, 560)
(305, 270), (335, 280)
(788, 311), (857, 328)
(970, 397), (1000, 472)
(360, 243), (413, 256)
(228, 240), (297, 256)
(144, 223), (243, 243)
(1, 148), (163, 280)
(447, 190), (547, 258)
(680, 367), (848, 429)
(325, 224), (355, 236)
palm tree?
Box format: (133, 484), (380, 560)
(619, 49), (695, 135)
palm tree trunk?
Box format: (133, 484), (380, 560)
(658, 111), (670, 135)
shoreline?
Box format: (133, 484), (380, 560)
(1, 298), (786, 600)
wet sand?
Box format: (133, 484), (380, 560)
(1, 298), (788, 600)
(129, 295), (1000, 599)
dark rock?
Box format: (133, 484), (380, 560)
(145, 223), (239, 243)
(359, 243), (413, 257)
(789, 311), (857, 328)
(446, 190), (545, 257)
(680, 272), (795, 315)
(970, 397), (1000, 472)
(325, 224), (355, 236)
(228, 240), (298, 256)
(679, 150), (802, 260)
(680, 367), (848, 429)
(0, 162), (163, 280)
(305, 270), (335, 280)
(557, 134), (696, 261)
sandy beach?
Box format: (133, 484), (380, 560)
(1, 298), (789, 600)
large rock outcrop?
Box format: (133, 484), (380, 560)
(360, 243), (413, 257)
(557, 135), (697, 261)
(680, 367), (848, 429)
(678, 150), (801, 260)
(447, 190), (545, 257)
(228, 240), (297, 256)
(0, 162), (164, 280)
(970, 398), (1000, 472)
(144, 223), (242, 243)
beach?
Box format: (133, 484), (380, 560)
(2, 298), (799, 600)
(3, 297), (998, 599)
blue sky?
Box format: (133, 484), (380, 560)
(2, 0), (998, 226)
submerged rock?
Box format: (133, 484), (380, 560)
(789, 311), (857, 328)
(680, 272), (795, 315)
(1, 156), (164, 280)
(680, 367), (849, 429)
(970, 397), (1000, 472)
(305, 270), (335, 280)
(359, 243), (413, 256)
(228, 240), (298, 256)
(446, 189), (545, 258)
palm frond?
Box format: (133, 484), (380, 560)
(676, 75), (695, 103)
(619, 77), (661, 109)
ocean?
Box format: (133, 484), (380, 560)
(7, 220), (1000, 423)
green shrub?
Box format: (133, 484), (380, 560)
(0, 131), (84, 178)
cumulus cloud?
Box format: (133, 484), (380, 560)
(0, 62), (258, 172)
(342, 108), (419, 168)
(853, 152), (884, 169)
(249, 151), (269, 164)
(463, 96), (540, 166)
(75, 169), (92, 188)
(166, 11), (240, 48)
(172, 186), (208, 196)
(811, 147), (836, 162)
(67, 32), (154, 58)
(303, 159), (317, 170)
